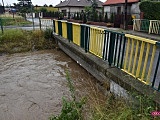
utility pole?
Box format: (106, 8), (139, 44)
(2, 0), (5, 13)
(30, 0), (35, 30)
(124, 0), (128, 30)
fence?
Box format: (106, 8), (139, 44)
(53, 19), (160, 91)
(39, 18), (53, 30)
(133, 19), (160, 34)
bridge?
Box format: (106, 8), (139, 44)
(47, 19), (160, 104)
(1, 17), (160, 104)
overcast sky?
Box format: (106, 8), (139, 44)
(3, 0), (106, 6)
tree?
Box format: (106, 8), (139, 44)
(99, 13), (102, 22)
(84, 6), (92, 20)
(16, 0), (33, 18)
(49, 4), (53, 7)
(43, 4), (48, 7)
(83, 13), (87, 23)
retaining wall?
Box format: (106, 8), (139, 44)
(53, 34), (160, 105)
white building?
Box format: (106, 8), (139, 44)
(55, 0), (103, 17)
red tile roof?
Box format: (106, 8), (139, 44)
(103, 0), (139, 6)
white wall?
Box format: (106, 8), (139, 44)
(131, 2), (140, 19)
(59, 7), (83, 13)
(104, 6), (110, 13)
(104, 6), (111, 18)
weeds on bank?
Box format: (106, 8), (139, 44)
(0, 29), (55, 54)
(49, 71), (86, 120)
(49, 72), (159, 120)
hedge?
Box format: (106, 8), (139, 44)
(139, 1), (160, 20)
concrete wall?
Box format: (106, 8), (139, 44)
(53, 34), (160, 106)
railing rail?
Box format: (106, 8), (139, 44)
(39, 18), (53, 30)
(123, 34), (157, 86)
(133, 19), (160, 35)
(149, 20), (160, 34)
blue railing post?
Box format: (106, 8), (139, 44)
(67, 22), (73, 42)
(58, 20), (62, 36)
(80, 24), (90, 52)
(120, 36), (126, 69)
(108, 32), (116, 66)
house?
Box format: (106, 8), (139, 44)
(55, 0), (103, 17)
(103, 0), (140, 19)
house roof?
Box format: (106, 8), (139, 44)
(103, 0), (139, 6)
(55, 0), (103, 8)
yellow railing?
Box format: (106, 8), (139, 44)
(133, 19), (141, 31)
(72, 23), (81, 46)
(123, 34), (157, 85)
(52, 20), (160, 90)
(54, 20), (59, 34)
(61, 21), (67, 39)
(149, 20), (160, 34)
(89, 27), (105, 58)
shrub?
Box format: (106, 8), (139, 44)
(104, 12), (108, 23)
(0, 29), (30, 53)
(110, 13), (115, 23)
(0, 29), (55, 54)
(39, 7), (48, 13)
(83, 13), (87, 23)
(99, 13), (103, 22)
(139, 1), (160, 20)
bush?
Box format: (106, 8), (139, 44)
(39, 7), (48, 13)
(93, 12), (98, 22)
(139, 1), (160, 20)
(99, 13), (103, 22)
(0, 29), (55, 54)
(110, 13), (115, 23)
(0, 29), (30, 53)
(44, 28), (53, 39)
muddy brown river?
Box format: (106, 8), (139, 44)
(0, 50), (102, 120)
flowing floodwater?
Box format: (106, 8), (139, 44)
(0, 50), (101, 120)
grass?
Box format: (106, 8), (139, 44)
(50, 70), (159, 120)
(0, 14), (32, 26)
(49, 71), (86, 120)
(0, 29), (56, 54)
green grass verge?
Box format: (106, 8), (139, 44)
(0, 29), (55, 54)
(0, 14), (32, 26)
